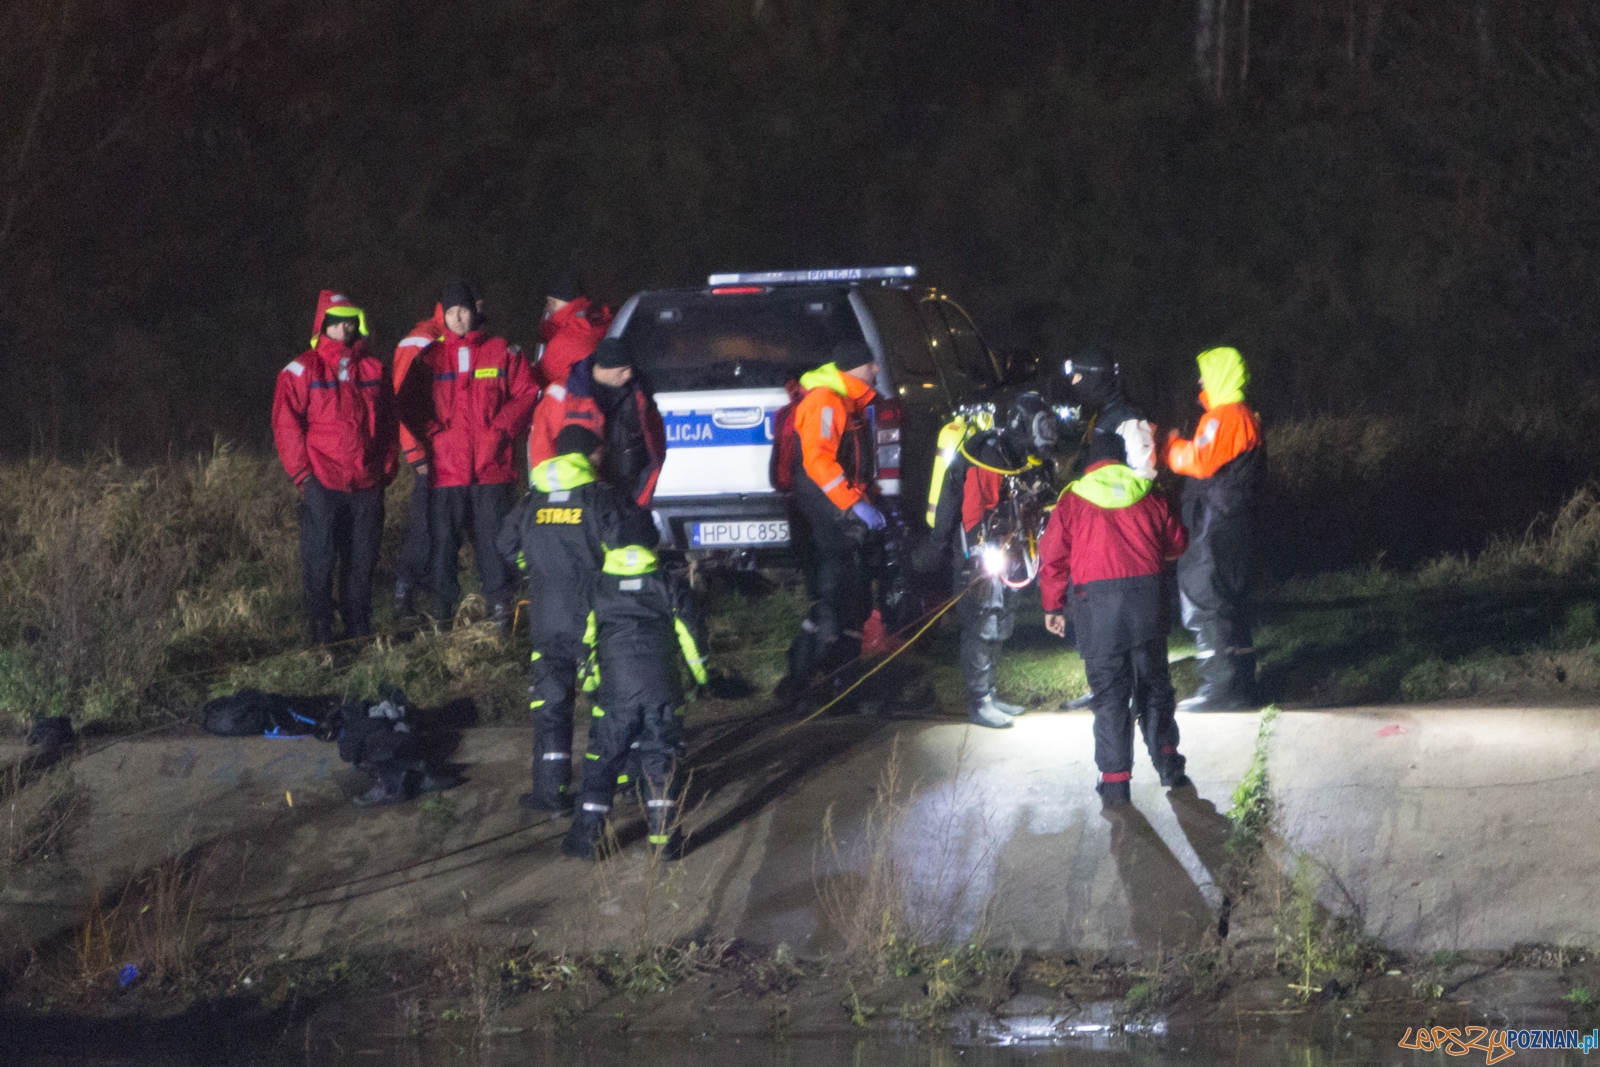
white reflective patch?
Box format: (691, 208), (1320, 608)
(397, 336), (431, 349)
(1120, 418), (1158, 479)
(581, 802), (611, 813)
(820, 406), (834, 439)
(285, 360), (305, 376)
(541, 752), (570, 760)
(877, 478), (901, 495)
(646, 799), (676, 808)
(458, 347), (470, 374)
(547, 383), (566, 401)
(1195, 418), (1218, 448)
(338, 356), (350, 382)
(619, 578), (643, 591)
(548, 490), (571, 502)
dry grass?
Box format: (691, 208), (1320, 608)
(0, 447), (523, 734)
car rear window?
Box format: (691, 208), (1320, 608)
(620, 289), (866, 392)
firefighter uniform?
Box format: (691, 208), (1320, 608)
(1164, 347), (1265, 712)
(496, 433), (639, 812)
(926, 394), (1055, 727)
(779, 358), (881, 698)
(1038, 445), (1189, 808)
(563, 545), (708, 861)
(272, 291), (397, 643)
(398, 295), (540, 622)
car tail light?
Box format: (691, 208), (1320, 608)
(875, 399), (902, 496)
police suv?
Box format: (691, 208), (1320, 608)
(606, 266), (1034, 566)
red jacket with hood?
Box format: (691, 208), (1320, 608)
(399, 326), (540, 488)
(272, 291), (398, 492)
(393, 306), (444, 469)
(535, 297), (613, 389)
(1037, 461), (1188, 614)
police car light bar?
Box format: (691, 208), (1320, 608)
(706, 265), (918, 286)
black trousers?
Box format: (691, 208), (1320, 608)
(395, 472), (431, 591)
(786, 498), (871, 683)
(428, 482), (516, 615)
(1084, 638), (1182, 779)
(1177, 505), (1254, 690)
(577, 702), (684, 822)
(528, 633), (582, 806)
(957, 568), (1017, 703)
(299, 477), (384, 636)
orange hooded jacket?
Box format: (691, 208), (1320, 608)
(1164, 347), (1262, 479)
(793, 362), (877, 511)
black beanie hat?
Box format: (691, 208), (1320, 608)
(547, 272), (585, 303)
(594, 337), (631, 370)
(616, 507), (662, 551)
(831, 339), (874, 373)
(554, 424), (602, 457)
(440, 279), (478, 312)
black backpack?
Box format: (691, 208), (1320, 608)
(202, 689), (319, 738)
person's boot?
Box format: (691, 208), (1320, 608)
(1176, 655), (1252, 713)
(1096, 777), (1131, 809)
(1157, 750), (1191, 789)
(561, 805), (609, 860)
(989, 693), (1026, 717)
(519, 755), (573, 815)
(646, 798), (684, 861)
(1059, 692), (1094, 711)
(309, 618), (335, 647)
(967, 694), (1015, 729)
(394, 580), (415, 617)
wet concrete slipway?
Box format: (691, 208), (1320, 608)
(4, 704), (1599, 1065)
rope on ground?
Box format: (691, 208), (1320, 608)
(777, 574), (980, 736)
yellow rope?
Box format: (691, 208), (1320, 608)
(778, 577), (977, 735)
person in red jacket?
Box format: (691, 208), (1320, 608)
(391, 305), (444, 615)
(397, 280), (540, 626)
(1038, 432), (1189, 809)
(272, 290), (398, 644)
(527, 337), (666, 508)
(534, 275), (613, 389)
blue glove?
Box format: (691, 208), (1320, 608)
(850, 500), (887, 531)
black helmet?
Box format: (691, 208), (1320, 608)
(1062, 349), (1118, 410)
(1005, 391), (1057, 453)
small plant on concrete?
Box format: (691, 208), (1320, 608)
(1226, 705), (1279, 859)
(1565, 986), (1596, 1008)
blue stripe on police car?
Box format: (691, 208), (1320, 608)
(664, 411), (775, 448)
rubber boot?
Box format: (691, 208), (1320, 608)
(561, 806), (608, 860)
(1177, 656), (1253, 713)
(1157, 751), (1190, 789)
(646, 798), (683, 861)
(1059, 692), (1094, 711)
(1096, 778), (1131, 809)
(519, 752), (573, 814)
(989, 693), (1026, 717)
(967, 694), (1014, 729)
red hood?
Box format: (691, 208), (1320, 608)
(310, 289), (366, 347)
(539, 297), (613, 342)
